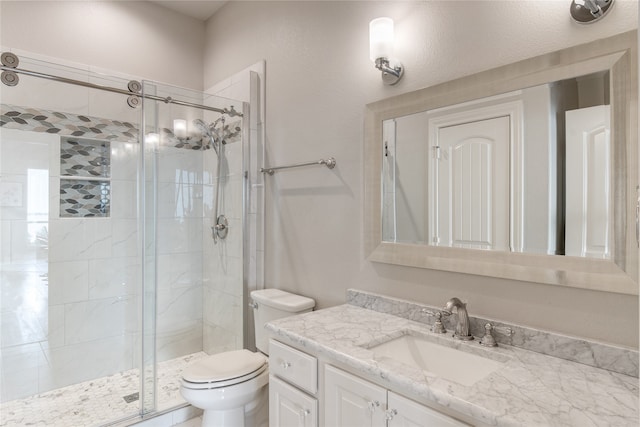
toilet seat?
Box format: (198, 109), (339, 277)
(181, 350), (268, 390)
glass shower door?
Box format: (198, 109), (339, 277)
(140, 80), (247, 415)
(0, 56), (143, 426)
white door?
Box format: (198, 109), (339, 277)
(325, 365), (387, 427)
(434, 116), (510, 250)
(386, 391), (468, 427)
(565, 105), (611, 258)
(269, 376), (318, 427)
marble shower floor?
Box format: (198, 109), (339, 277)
(0, 352), (207, 427)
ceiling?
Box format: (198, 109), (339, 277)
(148, 1), (227, 21)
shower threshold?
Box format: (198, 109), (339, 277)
(0, 352), (208, 427)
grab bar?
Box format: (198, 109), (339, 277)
(261, 157), (336, 175)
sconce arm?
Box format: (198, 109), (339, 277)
(374, 57), (404, 85)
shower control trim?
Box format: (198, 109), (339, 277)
(212, 214), (229, 242)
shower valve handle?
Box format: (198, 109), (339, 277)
(211, 215), (229, 242)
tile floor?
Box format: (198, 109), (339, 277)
(0, 352), (207, 427)
(173, 416), (202, 427)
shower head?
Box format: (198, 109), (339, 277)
(193, 119), (211, 137)
(193, 117), (226, 136)
(193, 117), (228, 154)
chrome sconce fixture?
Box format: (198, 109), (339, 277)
(369, 17), (404, 85)
(570, 0), (614, 24)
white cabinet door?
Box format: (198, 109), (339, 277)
(270, 375), (318, 427)
(387, 391), (468, 427)
(325, 365), (387, 427)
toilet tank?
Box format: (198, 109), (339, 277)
(250, 289), (315, 354)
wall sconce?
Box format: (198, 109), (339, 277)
(570, 0), (614, 24)
(369, 17), (404, 85)
(145, 132), (159, 149)
(173, 119), (187, 139)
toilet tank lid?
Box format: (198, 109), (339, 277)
(251, 289), (315, 312)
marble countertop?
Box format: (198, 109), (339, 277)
(266, 304), (638, 427)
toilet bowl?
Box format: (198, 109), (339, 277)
(181, 350), (269, 427)
(180, 289), (315, 427)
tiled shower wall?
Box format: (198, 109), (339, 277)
(0, 103), (208, 401)
(154, 144), (205, 361)
(0, 118), (141, 401)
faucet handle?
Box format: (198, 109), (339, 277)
(421, 309), (447, 334)
(479, 323), (497, 347)
(480, 323), (514, 347)
(493, 325), (514, 337)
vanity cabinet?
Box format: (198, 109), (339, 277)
(325, 365), (468, 427)
(269, 339), (318, 427)
(269, 339), (469, 427)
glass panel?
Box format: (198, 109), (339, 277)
(0, 56), (142, 425)
(140, 80), (245, 414)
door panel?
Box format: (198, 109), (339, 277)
(270, 376), (318, 427)
(324, 365), (386, 427)
(565, 105), (611, 258)
(435, 116), (510, 250)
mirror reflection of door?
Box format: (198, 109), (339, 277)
(565, 105), (611, 258)
(433, 116), (510, 250)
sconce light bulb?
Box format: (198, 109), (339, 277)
(369, 17), (394, 63)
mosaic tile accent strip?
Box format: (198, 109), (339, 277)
(1, 104), (137, 143)
(60, 179), (110, 217)
(160, 127), (208, 150)
(1, 104), (243, 151)
(60, 137), (111, 178)
(158, 120), (241, 151)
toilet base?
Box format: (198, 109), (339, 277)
(202, 406), (243, 427)
(200, 384), (268, 427)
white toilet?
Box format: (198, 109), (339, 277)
(180, 289), (315, 427)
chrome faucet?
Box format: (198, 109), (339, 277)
(442, 297), (473, 341)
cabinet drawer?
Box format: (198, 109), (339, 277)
(270, 339), (318, 394)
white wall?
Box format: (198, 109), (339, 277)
(1, 0), (636, 349)
(0, 1), (205, 90)
(203, 1), (639, 348)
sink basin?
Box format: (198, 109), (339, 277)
(368, 333), (504, 386)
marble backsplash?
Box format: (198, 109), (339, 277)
(347, 289), (638, 378)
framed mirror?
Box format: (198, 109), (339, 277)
(364, 31), (638, 295)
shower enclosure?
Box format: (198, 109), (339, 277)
(0, 52), (259, 426)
